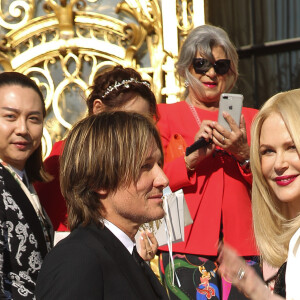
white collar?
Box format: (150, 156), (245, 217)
(103, 219), (135, 254)
(10, 166), (25, 180)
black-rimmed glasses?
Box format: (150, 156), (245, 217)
(192, 58), (231, 75)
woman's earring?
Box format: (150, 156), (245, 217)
(184, 80), (189, 87)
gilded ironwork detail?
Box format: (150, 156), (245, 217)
(116, 0), (165, 102)
(177, 0), (194, 39)
(43, 0), (86, 39)
(0, 0), (203, 157)
(0, 0), (35, 31)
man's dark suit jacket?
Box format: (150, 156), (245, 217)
(36, 222), (169, 299)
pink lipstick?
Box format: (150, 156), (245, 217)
(275, 175), (298, 186)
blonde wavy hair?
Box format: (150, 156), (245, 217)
(251, 88), (300, 267)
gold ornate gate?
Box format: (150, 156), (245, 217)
(0, 0), (204, 156)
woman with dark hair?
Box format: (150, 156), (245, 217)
(86, 65), (158, 119)
(0, 71), (53, 298)
(157, 25), (259, 299)
(35, 65), (158, 259)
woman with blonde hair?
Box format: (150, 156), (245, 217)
(218, 89), (300, 299)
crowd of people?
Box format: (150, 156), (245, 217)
(0, 24), (299, 300)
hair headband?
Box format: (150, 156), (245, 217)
(102, 78), (151, 98)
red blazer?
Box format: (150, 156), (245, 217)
(157, 101), (258, 256)
(34, 140), (68, 231)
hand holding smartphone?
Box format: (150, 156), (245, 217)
(218, 93), (244, 131)
(185, 93), (244, 156)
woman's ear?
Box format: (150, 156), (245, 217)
(93, 99), (105, 115)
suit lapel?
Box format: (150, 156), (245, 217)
(87, 224), (168, 300)
(1, 166), (49, 258)
(139, 254), (169, 299)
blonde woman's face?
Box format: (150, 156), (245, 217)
(260, 112), (300, 218)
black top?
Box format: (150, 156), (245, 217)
(273, 262), (287, 297)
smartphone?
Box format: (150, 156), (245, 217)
(218, 93), (244, 131)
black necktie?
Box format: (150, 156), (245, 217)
(132, 246), (168, 299)
(132, 246), (145, 269)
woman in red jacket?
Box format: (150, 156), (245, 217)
(157, 25), (259, 300)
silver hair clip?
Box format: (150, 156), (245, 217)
(102, 78), (151, 98)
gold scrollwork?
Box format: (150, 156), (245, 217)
(23, 62), (56, 155)
(83, 55), (117, 86)
(0, 51), (12, 71)
(0, 0), (35, 31)
(44, 0), (86, 39)
(177, 0), (194, 39)
(0, 0), (199, 153)
(52, 52), (89, 130)
(116, 0), (165, 102)
(24, 63), (55, 111)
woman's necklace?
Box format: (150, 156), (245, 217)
(186, 96), (201, 128)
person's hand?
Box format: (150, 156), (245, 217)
(217, 244), (282, 300)
(184, 120), (216, 171)
(212, 113), (250, 162)
(138, 230), (158, 261)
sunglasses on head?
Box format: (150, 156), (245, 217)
(192, 58), (231, 75)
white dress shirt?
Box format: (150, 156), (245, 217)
(286, 227), (300, 300)
(103, 219), (135, 254)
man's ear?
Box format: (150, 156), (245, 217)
(93, 99), (105, 115)
(95, 188), (108, 197)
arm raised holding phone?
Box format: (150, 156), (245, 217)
(185, 93), (250, 169)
